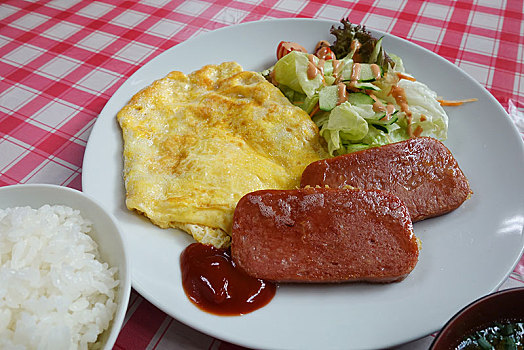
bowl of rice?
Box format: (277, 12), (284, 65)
(0, 184), (131, 349)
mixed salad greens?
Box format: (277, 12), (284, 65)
(262, 19), (449, 156)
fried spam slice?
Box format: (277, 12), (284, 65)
(231, 187), (419, 283)
(300, 137), (472, 222)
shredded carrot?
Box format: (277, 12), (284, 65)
(396, 72), (416, 81)
(309, 103), (320, 117)
(437, 98), (478, 106)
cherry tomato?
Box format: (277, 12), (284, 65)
(314, 40), (330, 52)
(315, 46), (335, 60)
(276, 41), (307, 60)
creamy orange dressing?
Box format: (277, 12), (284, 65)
(317, 58), (325, 76)
(370, 64), (381, 80)
(314, 40), (330, 53)
(337, 83), (347, 105)
(307, 54), (329, 83)
(372, 97), (395, 121)
(368, 92), (378, 101)
(316, 46), (333, 60)
(413, 125), (423, 137)
(369, 93), (384, 112)
(390, 85), (415, 137)
(307, 54), (320, 79)
(350, 39), (361, 53)
(381, 104), (396, 121)
(350, 39), (362, 62)
(347, 63), (364, 91)
(277, 41), (307, 60)
(332, 59), (343, 83)
(372, 101), (384, 112)
(351, 63), (361, 82)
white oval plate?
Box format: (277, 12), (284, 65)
(82, 18), (524, 350)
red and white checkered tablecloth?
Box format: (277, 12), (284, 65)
(1, 1), (523, 349)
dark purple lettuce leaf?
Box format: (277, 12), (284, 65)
(330, 18), (394, 71)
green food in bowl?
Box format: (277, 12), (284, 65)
(432, 288), (524, 350)
(456, 321), (524, 350)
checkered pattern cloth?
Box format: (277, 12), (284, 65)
(1, 1), (523, 349)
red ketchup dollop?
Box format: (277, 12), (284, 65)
(180, 243), (276, 316)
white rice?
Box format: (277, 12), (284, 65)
(0, 205), (119, 350)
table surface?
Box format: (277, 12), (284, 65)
(1, 0), (523, 349)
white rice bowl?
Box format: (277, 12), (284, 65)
(0, 185), (130, 350)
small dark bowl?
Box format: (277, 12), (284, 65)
(431, 287), (524, 349)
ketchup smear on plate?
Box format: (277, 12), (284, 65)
(180, 243), (276, 316)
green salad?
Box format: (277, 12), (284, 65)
(262, 19), (449, 156)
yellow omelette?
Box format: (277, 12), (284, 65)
(117, 62), (327, 247)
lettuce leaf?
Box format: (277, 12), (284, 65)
(319, 102), (370, 155)
(393, 79), (448, 140)
(273, 51), (323, 97)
